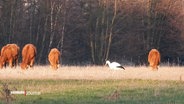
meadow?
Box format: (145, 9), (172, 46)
(0, 66), (184, 104)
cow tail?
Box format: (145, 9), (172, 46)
(54, 53), (57, 65)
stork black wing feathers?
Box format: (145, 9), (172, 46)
(117, 66), (125, 70)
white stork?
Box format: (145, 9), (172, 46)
(105, 60), (125, 70)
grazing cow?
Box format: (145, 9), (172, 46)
(148, 49), (160, 70)
(20, 44), (36, 70)
(0, 44), (20, 69)
(48, 48), (60, 70)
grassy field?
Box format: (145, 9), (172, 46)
(0, 66), (184, 104)
(0, 79), (184, 104)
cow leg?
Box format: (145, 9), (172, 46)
(49, 61), (53, 69)
(156, 66), (158, 70)
(14, 58), (18, 68)
(152, 66), (158, 71)
(12, 59), (15, 68)
(30, 58), (35, 68)
(9, 59), (13, 68)
(4, 62), (7, 68)
(56, 60), (60, 68)
(57, 64), (60, 68)
(16, 57), (18, 67)
(13, 59), (17, 68)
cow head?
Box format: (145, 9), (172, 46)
(0, 56), (5, 69)
(51, 64), (59, 70)
(20, 62), (28, 70)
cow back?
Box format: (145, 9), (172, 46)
(0, 44), (20, 68)
(148, 49), (160, 70)
(21, 44), (36, 69)
(48, 48), (60, 69)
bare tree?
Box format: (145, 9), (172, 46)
(87, 0), (118, 64)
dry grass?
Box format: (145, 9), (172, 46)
(0, 65), (184, 81)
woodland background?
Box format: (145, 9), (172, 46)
(0, 0), (184, 65)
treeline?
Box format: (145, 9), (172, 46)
(0, 0), (184, 65)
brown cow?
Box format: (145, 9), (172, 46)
(148, 49), (160, 70)
(48, 48), (60, 70)
(20, 44), (36, 70)
(0, 44), (20, 69)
